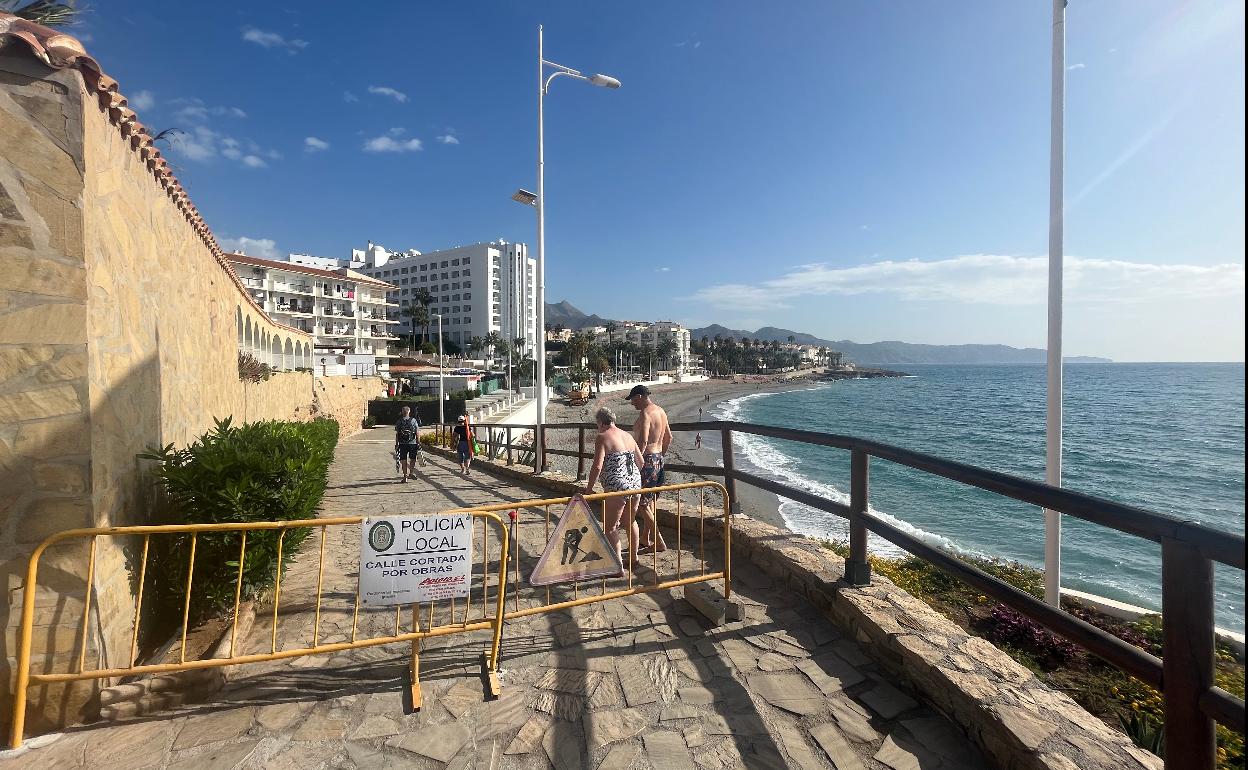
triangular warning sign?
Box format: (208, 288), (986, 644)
(530, 495), (624, 586)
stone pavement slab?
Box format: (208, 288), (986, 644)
(1, 433), (990, 770)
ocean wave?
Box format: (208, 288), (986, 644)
(716, 391), (985, 559)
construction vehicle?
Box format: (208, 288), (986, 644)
(566, 382), (592, 406)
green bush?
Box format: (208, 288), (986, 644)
(139, 417), (339, 625)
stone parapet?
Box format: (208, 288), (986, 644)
(0, 50), (314, 736)
(426, 448), (1161, 770)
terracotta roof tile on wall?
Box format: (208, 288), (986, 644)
(0, 12), (309, 339)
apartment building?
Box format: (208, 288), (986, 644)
(593, 321), (693, 373)
(227, 254), (400, 376)
(350, 240), (539, 357)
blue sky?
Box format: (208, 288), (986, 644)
(74, 1), (1243, 361)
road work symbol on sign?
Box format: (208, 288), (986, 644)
(359, 512), (473, 606)
(530, 495), (623, 587)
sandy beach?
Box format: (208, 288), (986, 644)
(543, 376), (819, 531)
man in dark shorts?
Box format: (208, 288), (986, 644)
(394, 406), (421, 483)
(626, 385), (671, 554)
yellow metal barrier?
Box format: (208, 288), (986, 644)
(444, 480), (733, 623)
(8, 512), (510, 749)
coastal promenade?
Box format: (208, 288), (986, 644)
(1, 432), (987, 769)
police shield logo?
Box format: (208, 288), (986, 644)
(367, 521), (396, 552)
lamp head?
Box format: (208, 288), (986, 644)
(512, 188), (538, 206)
(588, 74), (621, 89)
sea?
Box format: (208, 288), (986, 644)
(716, 363), (1245, 633)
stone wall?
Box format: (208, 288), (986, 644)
(314, 376), (386, 438)
(0, 51), (316, 734)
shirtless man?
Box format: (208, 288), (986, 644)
(625, 385), (671, 554)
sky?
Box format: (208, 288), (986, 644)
(70, 1), (1244, 361)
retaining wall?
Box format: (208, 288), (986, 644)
(0, 50), (316, 734)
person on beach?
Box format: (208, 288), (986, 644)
(694, 433), (702, 450)
(583, 407), (644, 569)
(626, 385), (671, 554)
(394, 406), (421, 483)
(452, 415), (475, 475)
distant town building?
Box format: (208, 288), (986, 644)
(346, 241), (539, 358)
(593, 321), (692, 373)
(546, 328), (573, 343)
(227, 254), (399, 376)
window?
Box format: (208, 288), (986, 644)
(463, 281), (472, 289)
(453, 295), (460, 302)
(463, 269), (471, 276)
(464, 305), (471, 312)
(451, 259), (460, 266)
(419, 264), (428, 271)
(453, 306), (461, 313)
(452, 271), (460, 278)
(440, 261), (448, 268)
(401, 267), (409, 274)
(452, 283), (460, 290)
(441, 272), (448, 279)
(464, 292), (471, 300)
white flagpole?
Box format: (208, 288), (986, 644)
(1044, 0), (1066, 608)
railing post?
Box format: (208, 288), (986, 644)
(1162, 536), (1216, 770)
(487, 427), (494, 460)
(720, 428), (740, 515)
(506, 426), (513, 465)
(846, 447), (871, 586)
(539, 425), (549, 473)
(576, 427), (586, 481)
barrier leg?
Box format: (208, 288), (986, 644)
(409, 605), (422, 710)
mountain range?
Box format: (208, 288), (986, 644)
(544, 301), (1111, 365)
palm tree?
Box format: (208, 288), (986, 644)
(787, 335), (796, 345)
(604, 321), (617, 346)
(513, 337), (527, 359)
(412, 287), (434, 343)
(483, 331), (505, 369)
(467, 336), (484, 358)
(3, 1), (78, 26)
(400, 303), (429, 352)
(656, 338), (678, 372)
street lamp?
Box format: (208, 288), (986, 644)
(513, 24), (620, 472)
(431, 313), (444, 426)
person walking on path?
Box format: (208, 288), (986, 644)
(394, 406), (422, 483)
(583, 407), (644, 569)
(452, 415), (475, 475)
(626, 385), (671, 554)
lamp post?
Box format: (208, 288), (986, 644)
(512, 24), (619, 473)
(1044, 0), (1065, 608)
(432, 313), (445, 426)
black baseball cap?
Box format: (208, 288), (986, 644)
(624, 385), (650, 401)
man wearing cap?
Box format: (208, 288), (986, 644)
(625, 385), (671, 554)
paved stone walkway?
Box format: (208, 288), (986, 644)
(1, 432), (990, 769)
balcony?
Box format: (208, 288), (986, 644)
(242, 277), (265, 289)
(272, 282), (313, 295)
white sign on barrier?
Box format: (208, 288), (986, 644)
(359, 513), (473, 606)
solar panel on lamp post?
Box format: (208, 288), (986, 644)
(512, 24), (620, 473)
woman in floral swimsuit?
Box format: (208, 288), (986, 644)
(583, 407), (644, 568)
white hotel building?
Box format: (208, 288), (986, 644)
(592, 321), (693, 373)
(327, 241), (540, 356)
(227, 254), (400, 376)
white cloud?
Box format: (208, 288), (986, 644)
(1067, 62), (1086, 71)
(220, 236), (281, 260)
(129, 90), (155, 111)
(436, 134), (459, 145)
(368, 85), (409, 103)
(656, 267), (671, 272)
(343, 91), (359, 103)
(304, 136), (330, 152)
(167, 126), (278, 169)
(170, 98), (247, 124)
(241, 26), (308, 54)
(363, 134), (423, 153)
(688, 255), (1245, 311)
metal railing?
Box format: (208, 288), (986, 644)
(8, 513), (511, 749)
(434, 419), (1245, 770)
